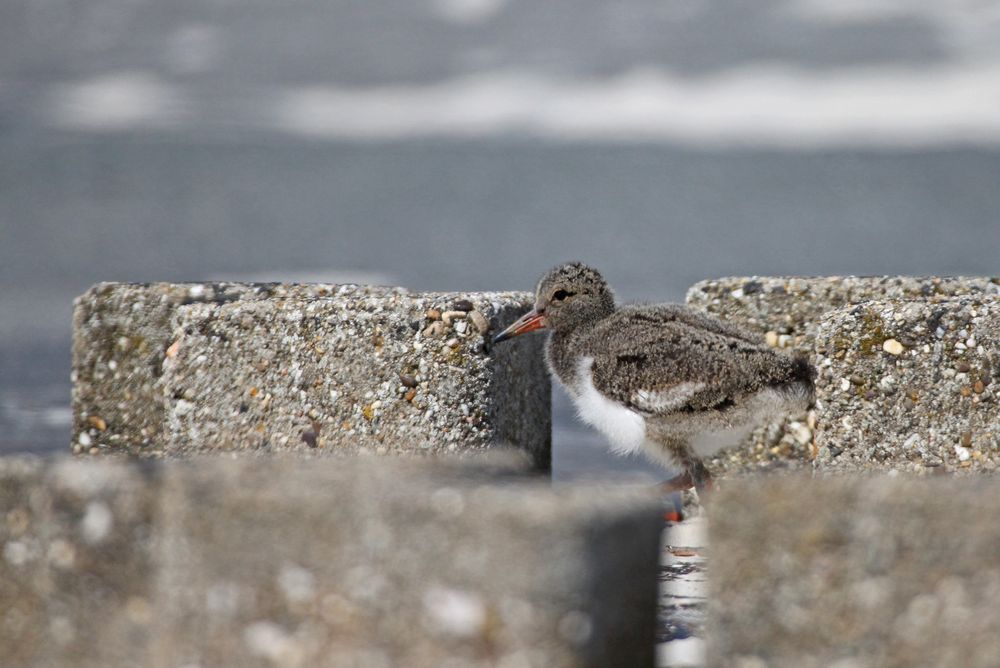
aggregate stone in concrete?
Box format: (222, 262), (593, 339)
(814, 297), (999, 473)
(73, 283), (550, 468)
(0, 456), (158, 668)
(149, 455), (663, 668)
(707, 476), (1000, 668)
(683, 276), (1000, 476)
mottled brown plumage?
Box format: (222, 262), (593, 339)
(494, 261), (815, 490)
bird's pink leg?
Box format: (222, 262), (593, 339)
(659, 471), (692, 523)
(658, 457), (712, 493)
(660, 458), (713, 523)
(658, 470), (694, 494)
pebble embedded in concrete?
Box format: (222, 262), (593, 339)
(882, 338), (904, 355)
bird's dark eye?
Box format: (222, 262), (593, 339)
(552, 289), (573, 301)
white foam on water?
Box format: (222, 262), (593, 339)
(41, 406), (72, 428)
(273, 64), (1000, 147)
(43, 61), (1000, 148)
(430, 0), (507, 24)
(1, 396), (71, 428)
(47, 71), (188, 130)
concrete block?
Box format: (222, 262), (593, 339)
(72, 283), (550, 468)
(686, 276), (1000, 352)
(1, 455), (661, 667)
(707, 476), (1000, 668)
(814, 297), (999, 472)
(0, 456), (158, 668)
(151, 456), (661, 668)
(684, 276), (1000, 475)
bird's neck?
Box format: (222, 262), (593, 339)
(544, 315), (608, 393)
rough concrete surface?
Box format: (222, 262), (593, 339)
(0, 455), (662, 668)
(684, 276), (1000, 476)
(73, 283), (550, 469)
(0, 457), (158, 668)
(708, 475), (1000, 668)
(814, 297), (999, 473)
(687, 276), (1000, 352)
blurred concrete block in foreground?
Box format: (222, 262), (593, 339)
(0, 455), (661, 667)
(152, 456), (660, 668)
(684, 276), (1000, 475)
(708, 476), (1000, 668)
(72, 282), (550, 469)
(814, 297), (999, 473)
(0, 457), (158, 668)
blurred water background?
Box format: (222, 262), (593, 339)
(2, 0), (1000, 481)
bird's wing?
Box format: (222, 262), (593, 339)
(583, 306), (801, 416)
(630, 383), (707, 413)
(616, 304), (766, 345)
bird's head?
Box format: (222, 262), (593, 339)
(493, 262), (616, 344)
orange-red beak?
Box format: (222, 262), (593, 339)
(492, 309), (546, 344)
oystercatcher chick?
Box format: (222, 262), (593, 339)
(493, 262), (814, 504)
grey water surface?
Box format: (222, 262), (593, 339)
(3, 135), (1000, 479)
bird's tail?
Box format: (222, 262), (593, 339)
(790, 353), (817, 409)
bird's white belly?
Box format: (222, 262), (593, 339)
(570, 357), (648, 456)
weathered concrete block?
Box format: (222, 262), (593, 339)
(708, 476), (1000, 668)
(814, 297), (999, 472)
(73, 283), (550, 468)
(0, 456), (158, 668)
(684, 276), (1000, 475)
(151, 456), (661, 668)
(687, 276), (1000, 352)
